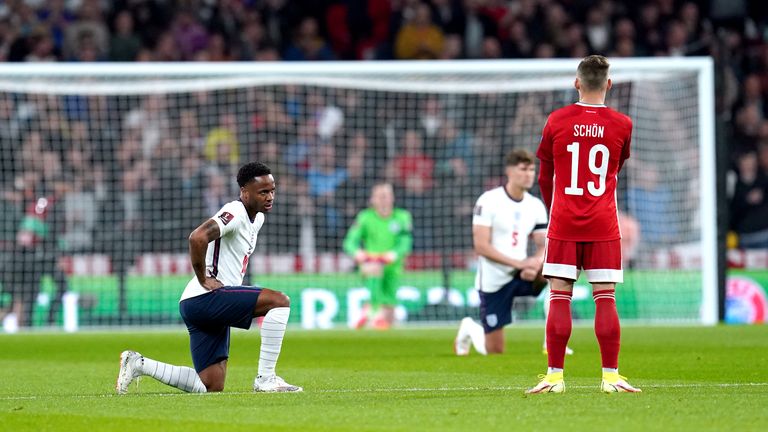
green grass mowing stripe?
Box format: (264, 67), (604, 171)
(2, 381), (768, 401)
(1, 326), (766, 432)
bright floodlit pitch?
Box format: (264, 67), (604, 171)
(1, 325), (766, 431)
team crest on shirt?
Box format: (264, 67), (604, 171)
(218, 212), (235, 225)
(486, 314), (498, 327)
(514, 211), (521, 221)
(389, 221), (401, 233)
(474, 205), (482, 216)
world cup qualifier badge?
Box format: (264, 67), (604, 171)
(473, 205), (482, 216)
(726, 276), (768, 324)
(218, 212), (235, 225)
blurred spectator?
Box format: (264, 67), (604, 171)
(436, 119), (473, 179)
(36, 0), (76, 53)
(64, 0), (108, 61)
(585, 6), (611, 53)
(285, 120), (316, 174)
(389, 129), (434, 197)
(730, 151), (768, 248)
(337, 153), (372, 230)
(283, 17), (334, 61)
(171, 10), (208, 61)
(122, 95), (169, 159)
(152, 31), (180, 61)
(502, 19), (533, 58)
(395, 2), (444, 60)
(197, 32), (233, 62)
(240, 17), (272, 61)
(431, 0), (463, 34)
(509, 95), (548, 149)
(109, 10), (141, 61)
(259, 0), (297, 51)
(177, 109), (205, 153)
(459, 0), (498, 59)
(25, 29), (56, 62)
(440, 33), (462, 59)
(628, 165), (678, 248)
(307, 145), (348, 251)
(203, 167), (231, 217)
(204, 112), (240, 170)
(207, 0), (246, 47)
(387, 129), (434, 249)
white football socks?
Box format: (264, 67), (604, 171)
(466, 318), (488, 356)
(139, 357), (207, 393)
(258, 306), (290, 377)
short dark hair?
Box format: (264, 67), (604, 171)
(577, 55), (610, 91)
(505, 149), (535, 167)
(237, 162), (272, 187)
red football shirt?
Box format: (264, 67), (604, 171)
(536, 102), (632, 242)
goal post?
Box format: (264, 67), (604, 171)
(0, 58), (717, 330)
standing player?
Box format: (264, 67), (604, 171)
(455, 149), (570, 355)
(527, 55), (640, 394)
(343, 182), (413, 330)
(116, 162), (302, 394)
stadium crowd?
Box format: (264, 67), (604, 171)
(0, 0), (766, 260)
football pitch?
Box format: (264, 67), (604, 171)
(1, 325), (766, 431)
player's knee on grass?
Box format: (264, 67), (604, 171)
(204, 380), (225, 392)
(199, 361), (226, 392)
(485, 330), (504, 354)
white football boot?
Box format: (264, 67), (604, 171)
(116, 350), (143, 394)
(454, 317), (473, 356)
(253, 375), (303, 393)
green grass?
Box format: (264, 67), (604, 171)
(1, 325), (766, 431)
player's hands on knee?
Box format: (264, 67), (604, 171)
(201, 277), (224, 291)
(380, 251), (396, 264)
(520, 268), (539, 281)
(360, 262), (383, 277)
(354, 250), (369, 264)
(521, 257), (542, 270)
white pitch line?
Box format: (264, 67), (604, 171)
(0, 383), (766, 401)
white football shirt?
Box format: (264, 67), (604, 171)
(180, 200), (265, 301)
(473, 187), (548, 293)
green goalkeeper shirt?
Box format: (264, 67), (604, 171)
(343, 208), (413, 264)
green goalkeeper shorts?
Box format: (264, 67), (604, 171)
(366, 264), (402, 307)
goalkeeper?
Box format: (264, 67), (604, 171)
(343, 182), (412, 330)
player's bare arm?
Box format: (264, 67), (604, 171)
(531, 231), (546, 262)
(189, 219), (224, 291)
(520, 231), (546, 281)
(473, 224), (526, 269)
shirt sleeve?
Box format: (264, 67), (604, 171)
(618, 117), (633, 172)
(212, 202), (243, 238)
(343, 211), (365, 256)
(533, 199), (548, 232)
(472, 193), (493, 227)
(392, 210), (413, 259)
(536, 117), (555, 211)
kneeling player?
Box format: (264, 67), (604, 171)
(455, 150), (572, 355)
(116, 162), (302, 394)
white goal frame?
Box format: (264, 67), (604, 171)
(0, 58), (717, 325)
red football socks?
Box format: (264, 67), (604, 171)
(593, 289), (620, 369)
(546, 290), (573, 369)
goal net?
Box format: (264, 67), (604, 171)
(0, 60), (716, 331)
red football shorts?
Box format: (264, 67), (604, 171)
(543, 238), (623, 283)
